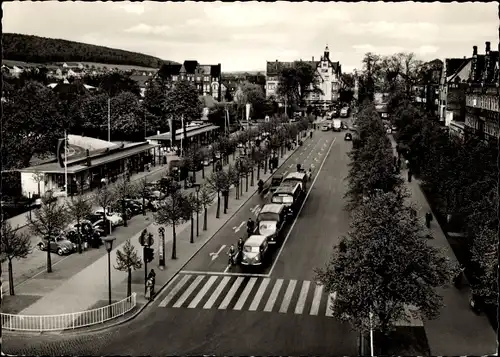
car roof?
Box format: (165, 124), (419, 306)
(284, 172), (306, 181)
(259, 203), (284, 214)
(245, 235), (267, 246)
(274, 182), (300, 194)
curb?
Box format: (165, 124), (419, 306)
(4, 133), (309, 337)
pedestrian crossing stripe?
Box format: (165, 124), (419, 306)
(157, 274), (423, 326)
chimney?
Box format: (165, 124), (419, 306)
(473, 45), (478, 57)
(485, 41), (491, 55)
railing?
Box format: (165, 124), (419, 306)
(1, 293), (136, 332)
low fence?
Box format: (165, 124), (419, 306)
(1, 293), (136, 332)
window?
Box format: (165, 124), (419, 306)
(204, 76), (210, 81)
(196, 76), (201, 82)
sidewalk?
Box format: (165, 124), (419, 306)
(3, 135), (307, 331)
(388, 134), (496, 355)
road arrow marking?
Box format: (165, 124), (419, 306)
(250, 204), (261, 216)
(289, 164), (293, 168)
(314, 158), (319, 162)
(209, 245), (227, 261)
(311, 164), (316, 169)
(283, 171), (288, 177)
(264, 192), (270, 198)
(233, 221), (246, 233)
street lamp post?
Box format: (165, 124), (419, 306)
(193, 184), (201, 237)
(102, 237), (116, 313)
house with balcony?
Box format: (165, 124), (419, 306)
(464, 41), (499, 144)
(155, 60), (222, 100)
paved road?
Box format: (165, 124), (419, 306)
(180, 133), (336, 276)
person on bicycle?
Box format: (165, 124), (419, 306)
(228, 244), (236, 258)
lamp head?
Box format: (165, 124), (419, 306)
(102, 236), (116, 252)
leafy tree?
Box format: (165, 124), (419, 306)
(112, 177), (137, 227)
(143, 79), (169, 133)
(198, 184), (215, 231)
(94, 185), (116, 235)
(470, 226), (498, 306)
(99, 72), (141, 97)
(109, 92), (145, 139)
(240, 81), (267, 119)
(186, 192), (200, 243)
(227, 164), (241, 199)
(315, 191), (456, 353)
(114, 239), (143, 298)
(26, 192), (70, 273)
(154, 190), (192, 259)
(136, 177), (151, 215)
(205, 169), (230, 219)
(164, 79), (203, 146)
(66, 194), (93, 254)
(1, 221), (32, 295)
(2, 81), (64, 169)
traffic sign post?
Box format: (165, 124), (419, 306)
(139, 230), (155, 294)
(158, 227), (165, 270)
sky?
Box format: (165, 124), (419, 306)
(3, 1), (498, 73)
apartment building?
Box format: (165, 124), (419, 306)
(265, 45), (343, 110)
(156, 60), (222, 100)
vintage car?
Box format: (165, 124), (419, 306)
(94, 209), (124, 227)
(257, 203), (287, 244)
(269, 175), (284, 192)
(241, 235), (269, 266)
(271, 183), (303, 217)
(344, 132), (352, 141)
(38, 235), (77, 256)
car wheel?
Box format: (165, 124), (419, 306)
(57, 248), (64, 256)
(38, 243), (45, 251)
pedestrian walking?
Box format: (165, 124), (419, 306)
(145, 278), (153, 300)
(425, 212), (431, 228)
(454, 265), (465, 289)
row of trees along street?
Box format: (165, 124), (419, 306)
(315, 100), (457, 354)
(1, 114), (311, 298)
(357, 50), (498, 326)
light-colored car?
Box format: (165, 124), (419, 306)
(94, 209), (123, 227)
(321, 124), (330, 131)
(257, 204), (287, 244)
(38, 235), (76, 256)
(241, 235), (269, 266)
(340, 107), (349, 118)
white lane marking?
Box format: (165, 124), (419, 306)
(159, 274), (192, 307)
(263, 192), (270, 198)
(218, 277), (245, 309)
(173, 275), (205, 308)
(179, 270), (269, 278)
(294, 280), (311, 314)
(248, 278), (270, 311)
(203, 276), (231, 309)
(282, 171), (288, 177)
(188, 275), (218, 309)
(279, 279), (297, 313)
(263, 279), (283, 312)
(233, 221), (246, 233)
(288, 164), (294, 168)
(326, 292), (337, 317)
(299, 152), (303, 156)
(223, 264), (231, 273)
(309, 284), (324, 315)
(233, 277), (258, 310)
(209, 245), (226, 261)
(268, 137), (336, 276)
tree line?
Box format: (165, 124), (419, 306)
(3, 33), (169, 68)
(315, 100), (457, 354)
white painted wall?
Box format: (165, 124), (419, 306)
(21, 172), (46, 197)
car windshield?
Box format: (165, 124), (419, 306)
(244, 245), (260, 253)
(258, 212), (279, 222)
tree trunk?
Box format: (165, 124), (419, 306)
(46, 236), (52, 273)
(257, 164), (261, 180)
(251, 167), (254, 186)
(202, 165), (205, 179)
(240, 177), (243, 196)
(245, 173), (249, 192)
(127, 267), (132, 297)
(77, 220), (82, 254)
(122, 199), (128, 227)
(224, 193), (228, 214)
(235, 183), (239, 199)
(171, 224), (177, 259)
(142, 195), (146, 215)
(264, 156), (268, 174)
(8, 259), (14, 295)
(190, 214), (194, 243)
(216, 192), (220, 218)
(203, 207), (208, 231)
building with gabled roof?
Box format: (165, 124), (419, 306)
(155, 60), (222, 100)
(265, 45), (343, 110)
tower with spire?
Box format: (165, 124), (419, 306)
(324, 44), (330, 60)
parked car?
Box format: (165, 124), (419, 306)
(124, 199), (142, 215)
(269, 175), (284, 192)
(340, 107), (349, 118)
(344, 132), (352, 141)
(94, 209), (123, 227)
(38, 235), (76, 256)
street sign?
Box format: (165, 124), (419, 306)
(209, 245), (226, 261)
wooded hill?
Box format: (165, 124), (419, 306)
(3, 33), (176, 68)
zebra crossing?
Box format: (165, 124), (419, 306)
(157, 273), (423, 326)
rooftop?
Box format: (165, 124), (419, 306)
(259, 203), (285, 214)
(19, 142), (159, 174)
(146, 124), (220, 141)
(245, 235), (267, 246)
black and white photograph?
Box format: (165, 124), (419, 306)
(1, 1), (498, 356)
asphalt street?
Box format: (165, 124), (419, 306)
(180, 132), (336, 276)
